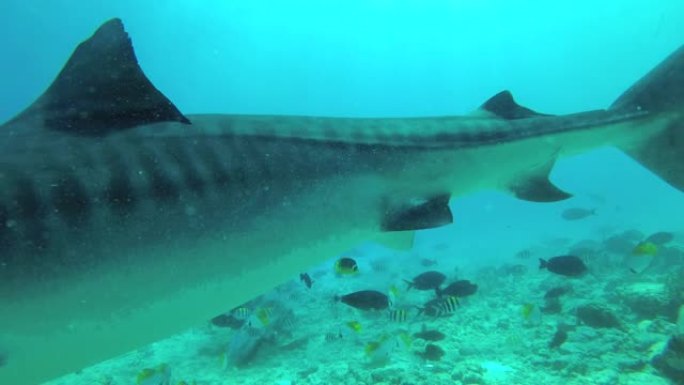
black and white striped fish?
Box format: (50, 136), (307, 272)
(388, 308), (409, 322)
(421, 296), (460, 317)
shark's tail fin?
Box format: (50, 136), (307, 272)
(611, 45), (684, 193)
(610, 45), (684, 112)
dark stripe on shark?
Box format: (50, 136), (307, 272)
(103, 148), (138, 212)
(0, 202), (14, 253)
(12, 176), (49, 249)
(413, 122), (516, 147)
(137, 148), (181, 202)
(225, 110), (645, 150)
(106, 170), (138, 212)
(51, 172), (91, 225)
(14, 177), (43, 219)
(233, 137), (271, 189)
(194, 137), (271, 199)
(195, 140), (231, 187)
(164, 141), (207, 195)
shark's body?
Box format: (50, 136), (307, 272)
(0, 19), (682, 384)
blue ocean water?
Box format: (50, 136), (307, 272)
(1, 1), (684, 384)
(1, 1), (683, 121)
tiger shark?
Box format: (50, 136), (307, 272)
(0, 18), (682, 384)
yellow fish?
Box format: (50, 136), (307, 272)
(628, 241), (659, 273)
(255, 307), (272, 326)
(334, 257), (359, 275)
(346, 320), (362, 332)
(136, 363), (171, 385)
(521, 303), (542, 325)
(389, 284), (401, 298)
(633, 241), (658, 256)
(364, 335), (390, 356)
(521, 303), (535, 319)
(397, 330), (413, 348)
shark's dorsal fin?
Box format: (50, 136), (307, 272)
(480, 90), (550, 120)
(6, 18), (190, 135)
(508, 156), (571, 202)
(381, 193), (453, 232)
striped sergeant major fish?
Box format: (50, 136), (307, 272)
(420, 296), (461, 317)
(388, 308), (409, 322)
(0, 18), (683, 384)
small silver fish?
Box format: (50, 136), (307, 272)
(515, 249), (532, 259)
(561, 208), (596, 220)
(420, 258), (438, 267)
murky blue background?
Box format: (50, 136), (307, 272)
(1, 1), (683, 122)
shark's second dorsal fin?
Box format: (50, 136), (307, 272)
(6, 18), (190, 135)
(480, 91), (550, 120)
(507, 155), (571, 202)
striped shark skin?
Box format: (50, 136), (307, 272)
(0, 18), (682, 384)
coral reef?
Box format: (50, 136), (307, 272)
(616, 282), (670, 319)
(652, 335), (684, 383)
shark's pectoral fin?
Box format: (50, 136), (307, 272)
(508, 156), (571, 202)
(4, 18), (190, 135)
(381, 193), (453, 231)
(478, 90), (552, 120)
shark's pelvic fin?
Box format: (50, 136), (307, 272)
(381, 193), (453, 231)
(5, 18), (190, 135)
(479, 90), (550, 120)
(508, 156), (571, 202)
